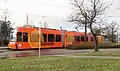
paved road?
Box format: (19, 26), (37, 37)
(0, 47), (120, 58)
(0, 46), (8, 49)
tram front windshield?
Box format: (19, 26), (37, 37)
(10, 29), (17, 42)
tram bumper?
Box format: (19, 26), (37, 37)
(8, 44), (16, 49)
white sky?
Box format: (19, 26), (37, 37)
(0, 0), (119, 32)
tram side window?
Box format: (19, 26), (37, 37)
(85, 36), (88, 42)
(43, 34), (47, 42)
(74, 36), (77, 42)
(23, 33), (28, 42)
(56, 35), (61, 42)
(48, 34), (54, 42)
(77, 36), (80, 42)
(81, 36), (85, 42)
(91, 37), (94, 41)
(17, 32), (22, 42)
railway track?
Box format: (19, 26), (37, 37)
(0, 47), (11, 53)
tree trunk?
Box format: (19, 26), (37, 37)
(94, 36), (98, 51)
(85, 23), (87, 43)
(90, 24), (99, 51)
(112, 28), (114, 43)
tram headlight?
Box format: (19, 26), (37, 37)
(9, 42), (15, 44)
(12, 42), (15, 44)
(18, 44), (21, 47)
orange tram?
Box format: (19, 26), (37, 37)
(8, 26), (102, 50)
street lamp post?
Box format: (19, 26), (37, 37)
(39, 22), (41, 58)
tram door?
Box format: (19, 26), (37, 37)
(16, 32), (23, 49)
(22, 32), (29, 49)
(29, 31), (40, 48)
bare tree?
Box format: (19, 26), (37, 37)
(0, 21), (13, 42)
(0, 9), (8, 45)
(68, 0), (88, 43)
(69, 0), (112, 51)
(105, 21), (119, 43)
(0, 7), (13, 45)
